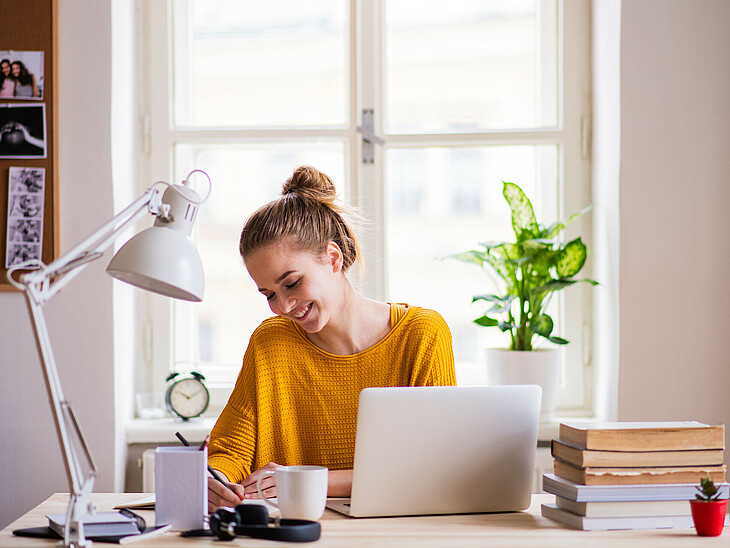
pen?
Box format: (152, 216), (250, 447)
(198, 434), (211, 451)
(175, 431), (239, 496)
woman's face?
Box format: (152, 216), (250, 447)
(11, 64), (20, 78)
(245, 240), (344, 334)
(1, 62), (10, 76)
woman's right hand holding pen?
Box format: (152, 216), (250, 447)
(208, 472), (246, 513)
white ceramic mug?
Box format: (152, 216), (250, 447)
(256, 465), (328, 521)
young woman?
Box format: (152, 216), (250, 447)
(11, 61), (39, 98)
(0, 59), (15, 98)
(207, 166), (456, 511)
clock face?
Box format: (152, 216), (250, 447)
(166, 378), (209, 419)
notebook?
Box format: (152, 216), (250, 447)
(326, 385), (541, 517)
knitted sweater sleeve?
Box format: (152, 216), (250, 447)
(406, 308), (457, 387)
(208, 340), (258, 483)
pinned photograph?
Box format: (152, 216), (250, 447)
(8, 218), (41, 242)
(6, 242), (40, 267)
(5, 167), (45, 269)
(0, 104), (46, 158)
(10, 166), (44, 193)
(9, 194), (43, 218)
(0, 51), (43, 99)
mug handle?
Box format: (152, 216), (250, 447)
(256, 470), (279, 510)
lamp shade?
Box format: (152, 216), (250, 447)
(106, 225), (204, 301)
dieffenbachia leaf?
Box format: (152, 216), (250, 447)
(535, 279), (577, 294)
(444, 250), (488, 267)
(543, 205), (592, 239)
(478, 241), (509, 250)
(474, 315), (499, 327)
(556, 237), (587, 278)
(534, 277), (599, 295)
(503, 181), (539, 242)
(472, 294), (503, 303)
(530, 314), (554, 337)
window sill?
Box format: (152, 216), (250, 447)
(126, 417), (217, 445)
(126, 416), (598, 445)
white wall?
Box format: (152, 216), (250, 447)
(111, 0), (138, 496)
(618, 0), (730, 427)
(0, 0), (116, 529)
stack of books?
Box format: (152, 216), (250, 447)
(541, 421), (729, 530)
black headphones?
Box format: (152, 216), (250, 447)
(209, 504), (321, 543)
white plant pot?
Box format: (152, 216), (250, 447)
(485, 348), (561, 423)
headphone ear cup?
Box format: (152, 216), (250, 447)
(209, 507), (239, 541)
(236, 518), (321, 543)
(235, 503), (269, 526)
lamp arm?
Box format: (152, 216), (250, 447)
(20, 187), (163, 304)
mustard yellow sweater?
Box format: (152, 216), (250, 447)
(208, 304), (456, 483)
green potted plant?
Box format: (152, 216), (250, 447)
(449, 182), (596, 421)
(690, 475), (727, 536)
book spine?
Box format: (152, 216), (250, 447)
(541, 503), (699, 531)
(553, 461), (727, 486)
(552, 442), (724, 468)
(559, 426), (725, 451)
(542, 473), (730, 502)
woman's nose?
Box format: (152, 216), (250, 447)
(280, 297), (297, 315)
(273, 296), (295, 316)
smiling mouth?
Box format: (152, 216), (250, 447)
(292, 303), (312, 320)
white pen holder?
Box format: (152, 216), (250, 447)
(155, 446), (207, 531)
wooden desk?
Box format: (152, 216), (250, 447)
(1, 493), (725, 547)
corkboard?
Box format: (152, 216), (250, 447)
(0, 0), (58, 291)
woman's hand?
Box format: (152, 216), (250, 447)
(207, 472), (245, 513)
(240, 462), (281, 499)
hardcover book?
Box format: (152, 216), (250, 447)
(558, 422), (725, 452)
(540, 503), (727, 531)
(551, 439), (724, 468)
(542, 473), (730, 502)
(555, 496), (690, 518)
(553, 460), (726, 486)
(46, 511), (140, 538)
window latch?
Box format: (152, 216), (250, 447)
(356, 109), (385, 164)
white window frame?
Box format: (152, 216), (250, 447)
(138, 0), (593, 416)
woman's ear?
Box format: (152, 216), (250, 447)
(326, 241), (344, 273)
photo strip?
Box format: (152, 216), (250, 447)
(5, 166), (45, 268)
(0, 104), (47, 158)
(0, 51), (44, 99)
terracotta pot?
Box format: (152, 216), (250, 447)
(485, 348), (559, 423)
(690, 499), (727, 536)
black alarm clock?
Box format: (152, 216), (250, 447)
(165, 371), (210, 420)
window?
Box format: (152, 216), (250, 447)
(141, 0), (592, 414)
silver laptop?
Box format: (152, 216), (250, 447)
(326, 385), (541, 518)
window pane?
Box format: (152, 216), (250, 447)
(385, 145), (559, 384)
(173, 142), (346, 381)
(173, 0), (348, 127)
(384, 0), (558, 133)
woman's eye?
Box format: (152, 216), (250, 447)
(265, 293), (275, 301)
(286, 279), (301, 290)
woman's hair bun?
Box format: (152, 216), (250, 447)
(282, 165), (336, 204)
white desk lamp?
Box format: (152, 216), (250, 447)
(7, 170), (211, 547)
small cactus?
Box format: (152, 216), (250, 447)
(695, 475), (722, 501)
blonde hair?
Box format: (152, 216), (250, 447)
(239, 166), (363, 271)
